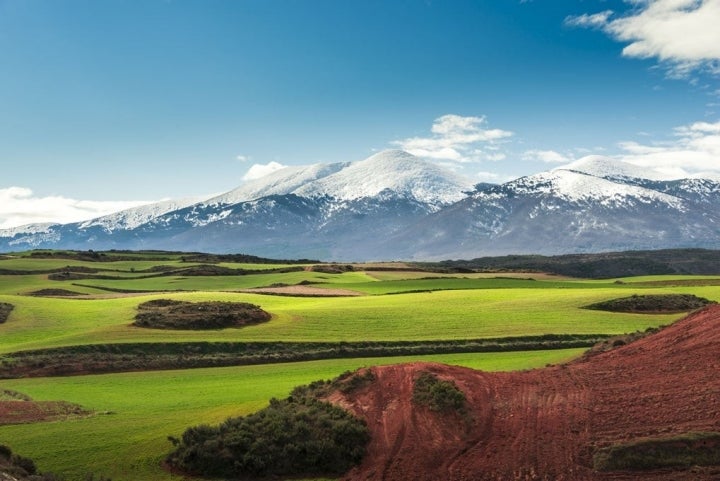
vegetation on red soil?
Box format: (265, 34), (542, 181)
(330, 305), (720, 481)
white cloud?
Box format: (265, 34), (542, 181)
(569, 0), (720, 77)
(476, 171), (502, 182)
(613, 119), (720, 178)
(242, 161), (287, 181)
(392, 114), (513, 163)
(0, 187), (151, 230)
(564, 10), (613, 28)
(523, 149), (574, 163)
(236, 154), (250, 162)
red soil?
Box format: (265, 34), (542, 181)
(0, 400), (90, 425)
(331, 305), (720, 481)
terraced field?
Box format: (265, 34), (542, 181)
(0, 250), (718, 480)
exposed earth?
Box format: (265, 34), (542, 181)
(330, 305), (720, 481)
(0, 390), (91, 425)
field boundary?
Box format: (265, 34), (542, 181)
(0, 334), (608, 378)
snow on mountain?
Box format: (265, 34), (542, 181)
(2, 149), (719, 260)
(294, 150), (473, 206)
(499, 169), (686, 209)
(78, 196), (204, 232)
(557, 156), (672, 181)
(0, 222), (57, 238)
(205, 150), (472, 208)
(204, 162), (348, 206)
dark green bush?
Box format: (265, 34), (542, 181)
(0, 302), (14, 324)
(133, 300), (271, 330)
(594, 432), (720, 471)
(412, 371), (466, 413)
(584, 294), (714, 313)
(167, 387), (369, 478)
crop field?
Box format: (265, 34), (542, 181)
(0, 250), (718, 480)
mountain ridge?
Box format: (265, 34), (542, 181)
(1, 151), (719, 260)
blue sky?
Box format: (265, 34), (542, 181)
(1, 0), (719, 228)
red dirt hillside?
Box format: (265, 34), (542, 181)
(330, 305), (720, 481)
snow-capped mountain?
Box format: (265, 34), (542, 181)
(387, 163), (720, 259)
(78, 196), (203, 232)
(1, 152), (719, 260)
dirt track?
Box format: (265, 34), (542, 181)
(332, 305), (720, 481)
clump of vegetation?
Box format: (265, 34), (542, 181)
(309, 264), (355, 274)
(335, 369), (376, 394)
(593, 432), (720, 471)
(584, 294), (714, 313)
(26, 289), (83, 297)
(412, 371), (466, 413)
(166, 380), (369, 479)
(0, 302), (14, 324)
(133, 300), (271, 330)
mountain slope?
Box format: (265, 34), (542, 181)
(388, 166), (720, 259)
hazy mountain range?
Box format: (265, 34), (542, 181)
(2, 150), (719, 260)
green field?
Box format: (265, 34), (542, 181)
(0, 350), (585, 481)
(0, 252), (718, 480)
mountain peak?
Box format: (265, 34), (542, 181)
(294, 150), (473, 205)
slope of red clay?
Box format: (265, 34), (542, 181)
(331, 305), (720, 481)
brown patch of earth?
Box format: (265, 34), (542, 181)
(0, 390), (91, 425)
(331, 305), (720, 481)
(239, 285), (364, 297)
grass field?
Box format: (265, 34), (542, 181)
(2, 285), (709, 353)
(1, 252), (719, 480)
(0, 349), (585, 481)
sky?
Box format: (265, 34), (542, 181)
(1, 0), (719, 228)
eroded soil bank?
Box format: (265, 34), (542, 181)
(332, 305), (720, 481)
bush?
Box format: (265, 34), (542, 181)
(133, 300), (271, 330)
(584, 294), (714, 313)
(0, 302), (14, 324)
(412, 371), (466, 413)
(594, 432), (720, 471)
(167, 383), (369, 478)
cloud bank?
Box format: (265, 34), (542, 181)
(0, 187), (151, 230)
(566, 0), (720, 77)
(392, 114), (513, 163)
(614, 119), (720, 178)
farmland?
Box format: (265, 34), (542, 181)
(0, 250), (718, 480)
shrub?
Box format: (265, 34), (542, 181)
(0, 302), (14, 324)
(133, 300), (271, 330)
(412, 371), (466, 413)
(167, 383), (369, 478)
(584, 294), (714, 313)
(594, 432), (720, 471)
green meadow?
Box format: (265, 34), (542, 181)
(0, 251), (719, 480)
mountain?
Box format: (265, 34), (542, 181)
(1, 151), (719, 260)
(388, 164), (720, 259)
